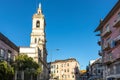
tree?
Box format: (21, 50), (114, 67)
(13, 54), (42, 80)
(0, 61), (14, 80)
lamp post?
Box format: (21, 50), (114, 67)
(49, 49), (59, 80)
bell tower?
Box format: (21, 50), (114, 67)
(30, 3), (46, 48)
(20, 3), (48, 80)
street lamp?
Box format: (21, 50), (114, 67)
(49, 49), (60, 80)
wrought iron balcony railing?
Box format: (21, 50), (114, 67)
(103, 43), (111, 51)
(101, 27), (111, 37)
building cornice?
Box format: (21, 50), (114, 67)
(32, 14), (44, 19)
(48, 58), (77, 64)
(0, 32), (19, 52)
(94, 0), (120, 32)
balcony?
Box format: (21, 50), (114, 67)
(104, 53), (113, 65)
(101, 27), (111, 38)
(113, 18), (120, 28)
(103, 43), (111, 51)
(105, 59), (113, 65)
(114, 35), (120, 44)
(98, 50), (103, 56)
(97, 40), (101, 46)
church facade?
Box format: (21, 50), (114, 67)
(19, 4), (48, 80)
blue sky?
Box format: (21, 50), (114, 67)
(0, 0), (118, 69)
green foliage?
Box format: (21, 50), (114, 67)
(0, 61), (14, 80)
(35, 67), (42, 75)
(14, 54), (42, 75)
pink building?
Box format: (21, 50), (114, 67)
(95, 1), (120, 80)
(48, 58), (80, 80)
(0, 32), (19, 63)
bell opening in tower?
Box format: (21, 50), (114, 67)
(36, 20), (40, 28)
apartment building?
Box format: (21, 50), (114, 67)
(0, 32), (19, 63)
(87, 58), (103, 80)
(95, 1), (120, 80)
(48, 58), (80, 80)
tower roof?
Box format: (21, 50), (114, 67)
(33, 3), (44, 18)
(39, 3), (41, 9)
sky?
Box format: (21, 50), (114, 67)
(0, 0), (118, 69)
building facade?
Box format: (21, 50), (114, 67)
(48, 58), (80, 80)
(95, 1), (120, 80)
(79, 70), (87, 80)
(0, 32), (19, 63)
(19, 3), (48, 80)
(87, 58), (103, 80)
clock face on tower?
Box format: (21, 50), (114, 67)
(36, 20), (40, 28)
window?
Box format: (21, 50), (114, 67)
(0, 49), (5, 57)
(67, 63), (69, 66)
(54, 65), (56, 68)
(111, 40), (116, 48)
(64, 69), (66, 72)
(98, 69), (101, 74)
(72, 75), (74, 78)
(36, 21), (40, 28)
(51, 71), (53, 74)
(110, 65), (114, 75)
(38, 38), (40, 42)
(0, 49), (5, 60)
(8, 50), (11, 61)
(105, 37), (111, 46)
(17, 71), (22, 80)
(62, 75), (64, 78)
(116, 63), (120, 74)
(61, 64), (63, 67)
(64, 63), (66, 67)
(51, 65), (53, 68)
(67, 69), (69, 72)
(8, 53), (11, 61)
(106, 24), (109, 30)
(35, 38), (37, 43)
(102, 24), (109, 32)
(57, 65), (58, 69)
